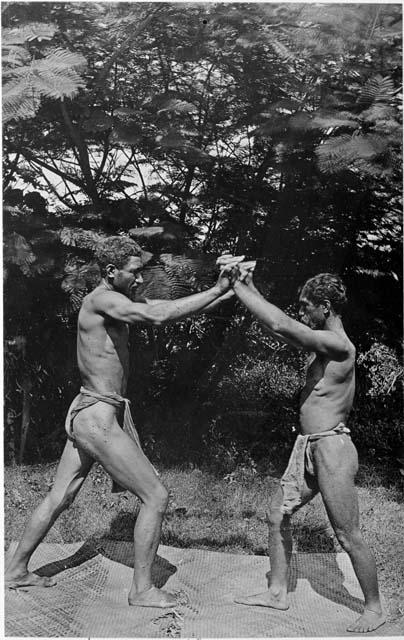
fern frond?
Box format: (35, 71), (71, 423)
(361, 103), (396, 123)
(309, 112), (359, 130)
(2, 85), (41, 122)
(157, 98), (197, 115)
(269, 38), (294, 61)
(2, 23), (57, 46)
(136, 254), (218, 300)
(2, 45), (31, 67)
(316, 133), (390, 174)
(3, 232), (36, 275)
(358, 75), (395, 107)
(3, 47), (86, 121)
(39, 47), (87, 72)
(129, 226), (165, 239)
(59, 228), (104, 249)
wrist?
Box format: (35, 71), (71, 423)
(213, 283), (226, 297)
(233, 280), (244, 292)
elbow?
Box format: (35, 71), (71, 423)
(271, 320), (285, 334)
(148, 309), (168, 326)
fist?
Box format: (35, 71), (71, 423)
(216, 253), (245, 268)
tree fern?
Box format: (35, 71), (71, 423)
(3, 25), (87, 123)
(315, 74), (400, 177)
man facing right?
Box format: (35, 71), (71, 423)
(231, 268), (385, 633)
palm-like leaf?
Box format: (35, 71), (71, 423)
(3, 232), (36, 275)
(3, 27), (87, 123)
(59, 228), (105, 249)
(2, 22), (57, 45)
(316, 133), (390, 174)
(358, 75), (395, 107)
(136, 254), (218, 300)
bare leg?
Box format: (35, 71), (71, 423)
(315, 436), (385, 633)
(5, 440), (93, 588)
(235, 479), (317, 609)
(73, 405), (176, 608)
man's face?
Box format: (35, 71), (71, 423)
(112, 256), (144, 296)
(298, 294), (326, 329)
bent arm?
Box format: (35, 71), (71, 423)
(94, 286), (227, 326)
(233, 281), (349, 358)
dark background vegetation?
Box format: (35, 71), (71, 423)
(3, 2), (403, 472)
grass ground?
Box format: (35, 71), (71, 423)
(4, 461), (404, 625)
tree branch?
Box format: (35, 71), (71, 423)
(20, 148), (84, 188)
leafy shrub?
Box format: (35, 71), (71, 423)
(352, 342), (403, 463)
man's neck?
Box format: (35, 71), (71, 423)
(324, 314), (344, 333)
(101, 278), (114, 291)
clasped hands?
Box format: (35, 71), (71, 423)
(216, 253), (256, 294)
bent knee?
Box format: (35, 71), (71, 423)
(334, 528), (363, 552)
(267, 500), (286, 529)
(143, 483), (169, 513)
(46, 488), (76, 513)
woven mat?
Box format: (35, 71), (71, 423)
(5, 540), (403, 637)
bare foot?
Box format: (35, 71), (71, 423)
(5, 570), (57, 590)
(347, 609), (386, 633)
(128, 586), (177, 608)
(234, 590), (289, 610)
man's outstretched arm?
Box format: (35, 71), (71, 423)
(145, 289), (234, 313)
(233, 280), (349, 359)
(94, 269), (235, 326)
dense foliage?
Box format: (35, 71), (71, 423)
(3, 2), (402, 468)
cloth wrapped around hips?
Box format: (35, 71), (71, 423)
(280, 423), (351, 515)
(65, 387), (157, 493)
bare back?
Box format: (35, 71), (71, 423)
(299, 331), (355, 434)
(77, 285), (130, 395)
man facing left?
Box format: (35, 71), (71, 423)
(5, 236), (239, 608)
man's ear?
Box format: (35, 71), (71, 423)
(322, 299), (331, 316)
(105, 264), (117, 279)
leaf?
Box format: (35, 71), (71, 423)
(129, 226), (165, 239)
(157, 98), (197, 115)
(59, 228), (104, 249)
(235, 34), (260, 49)
(358, 75), (395, 107)
(2, 45), (31, 68)
(3, 232), (37, 275)
(269, 39), (294, 61)
(82, 112), (113, 132)
(2, 23), (57, 46)
(316, 133), (390, 174)
(111, 123), (143, 145)
(309, 113), (359, 131)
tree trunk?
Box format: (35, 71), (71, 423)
(19, 373), (33, 464)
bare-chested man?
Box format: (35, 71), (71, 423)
(229, 265), (385, 633)
(5, 236), (240, 609)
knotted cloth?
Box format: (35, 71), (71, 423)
(65, 387), (150, 493)
(280, 423), (351, 515)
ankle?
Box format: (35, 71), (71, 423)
(130, 582), (153, 595)
(269, 585), (287, 598)
(364, 604), (383, 615)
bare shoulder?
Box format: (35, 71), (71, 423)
(312, 327), (355, 361)
(84, 287), (127, 313)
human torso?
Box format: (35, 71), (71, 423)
(77, 286), (130, 396)
(299, 333), (355, 434)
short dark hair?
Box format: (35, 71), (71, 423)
(299, 273), (347, 314)
(95, 236), (150, 274)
